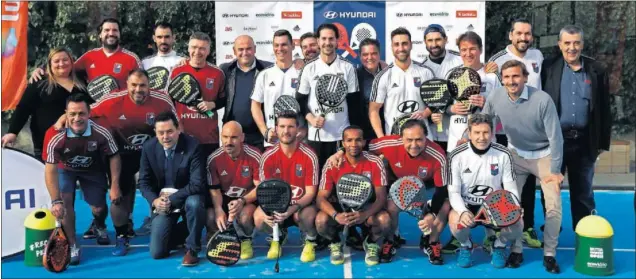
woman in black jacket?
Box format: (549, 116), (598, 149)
(2, 48), (89, 160)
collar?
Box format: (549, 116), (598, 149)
(66, 121), (92, 137)
(237, 59), (257, 72)
(519, 86), (529, 100)
(157, 50), (177, 58)
(469, 141), (491, 155)
(164, 144), (177, 155)
(564, 59), (585, 72)
(102, 46), (120, 57)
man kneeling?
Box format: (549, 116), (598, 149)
(316, 126), (391, 266)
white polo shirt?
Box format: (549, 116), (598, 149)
(141, 50), (185, 72)
(488, 45), (544, 90)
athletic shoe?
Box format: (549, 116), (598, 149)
(95, 226), (110, 245)
(442, 236), (460, 254)
(300, 240), (316, 262)
(328, 243), (344, 265)
(266, 228), (287, 260)
(424, 241), (444, 265)
(506, 252), (524, 268)
(127, 219), (136, 238)
(82, 220), (97, 239)
(491, 246), (507, 268)
(363, 238), (380, 266)
(240, 239), (253, 260)
(70, 243), (81, 265)
(522, 228), (542, 248)
(456, 246), (473, 268)
(112, 236), (129, 256)
(394, 233), (406, 248)
(419, 234), (430, 250)
(135, 216), (153, 236)
(379, 239), (396, 263)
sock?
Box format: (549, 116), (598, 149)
(494, 238), (506, 248)
(460, 239), (473, 249)
(306, 234), (317, 243)
(115, 225), (128, 237)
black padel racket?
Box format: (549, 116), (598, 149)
(447, 67), (482, 114)
(314, 74), (348, 141)
(457, 189), (522, 229)
(256, 179), (292, 273)
(273, 95), (301, 116)
(206, 221), (241, 266)
(87, 75), (119, 102)
(147, 66), (170, 90)
(389, 176), (431, 235)
(167, 72), (213, 117)
(42, 220), (71, 273)
(336, 173), (374, 247)
(419, 79), (452, 133)
(390, 113), (413, 136)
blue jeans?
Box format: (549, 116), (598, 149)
(561, 137), (596, 230)
(149, 195), (205, 259)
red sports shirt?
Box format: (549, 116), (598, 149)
(207, 145), (262, 198)
(75, 47), (142, 88)
(259, 143), (319, 204)
(170, 62), (225, 145)
(320, 151), (386, 202)
(90, 90), (176, 155)
(369, 135), (447, 187)
(42, 120), (118, 172)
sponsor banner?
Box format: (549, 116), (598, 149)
(215, 2), (314, 65)
(385, 2), (485, 64)
(313, 1), (386, 67)
(1, 1), (28, 111)
(2, 148), (51, 257)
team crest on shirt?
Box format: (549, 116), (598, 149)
(418, 166), (428, 178)
(291, 78), (299, 89)
(87, 141), (98, 152)
(481, 83), (487, 92)
(206, 78), (215, 89)
(531, 62), (539, 73)
(113, 63), (122, 74)
(490, 164), (499, 176)
(362, 171), (372, 179)
(241, 165), (250, 177)
(295, 164), (303, 177)
(146, 112), (155, 125)
(413, 77), (422, 87)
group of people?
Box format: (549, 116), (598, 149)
(1, 16), (611, 274)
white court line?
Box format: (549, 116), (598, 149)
(343, 246), (353, 279)
(82, 244), (636, 253)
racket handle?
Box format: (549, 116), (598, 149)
(205, 110), (214, 118)
(436, 122), (443, 133)
(272, 223), (280, 242)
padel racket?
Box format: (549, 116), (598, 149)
(447, 67), (482, 114)
(273, 95), (301, 116)
(314, 74), (348, 141)
(333, 23), (357, 58)
(206, 221), (241, 266)
(419, 79), (452, 133)
(167, 72), (213, 117)
(336, 173), (375, 247)
(390, 113), (413, 136)
(42, 220), (71, 273)
(457, 189), (522, 229)
(87, 75), (119, 102)
(147, 66), (170, 90)
(389, 176), (431, 235)
(256, 179), (292, 273)
(343, 23), (377, 58)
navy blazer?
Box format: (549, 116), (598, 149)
(138, 133), (205, 209)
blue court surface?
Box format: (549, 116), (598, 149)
(2, 190), (634, 278)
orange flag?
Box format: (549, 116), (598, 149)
(1, 1), (28, 111)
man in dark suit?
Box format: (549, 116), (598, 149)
(138, 111), (206, 266)
(541, 25), (611, 230)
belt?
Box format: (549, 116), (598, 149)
(563, 129), (586, 140)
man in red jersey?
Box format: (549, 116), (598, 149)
(43, 93), (121, 265)
(316, 125), (391, 267)
(206, 121), (261, 260)
(30, 18), (141, 89)
(254, 111), (319, 263)
(327, 119), (449, 265)
(168, 32), (225, 158)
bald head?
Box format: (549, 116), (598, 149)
(221, 121), (244, 156)
(223, 121), (243, 135)
(233, 35), (256, 68)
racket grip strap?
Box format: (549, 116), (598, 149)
(436, 122), (443, 133)
(272, 223), (280, 242)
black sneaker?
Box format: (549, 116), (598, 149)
(83, 220), (97, 239)
(379, 239), (397, 263)
(127, 219), (136, 238)
(506, 252), (524, 268)
(394, 233), (406, 248)
(424, 241), (444, 265)
(543, 256), (560, 274)
(419, 234), (430, 250)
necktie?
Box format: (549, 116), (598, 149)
(165, 149), (174, 187)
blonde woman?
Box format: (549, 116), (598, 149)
(2, 48), (89, 161)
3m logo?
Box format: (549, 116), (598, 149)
(225, 54), (234, 60)
(456, 10), (477, 18)
(282, 11), (302, 19)
(225, 26), (232, 32)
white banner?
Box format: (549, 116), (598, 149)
(384, 2), (486, 64)
(215, 2), (315, 65)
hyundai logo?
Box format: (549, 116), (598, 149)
(324, 11), (338, 19)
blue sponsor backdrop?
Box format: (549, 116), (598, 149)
(314, 1), (386, 67)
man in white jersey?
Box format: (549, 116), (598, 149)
(141, 22), (186, 72)
(444, 113), (523, 269)
(295, 23), (360, 171)
(487, 19), (544, 249)
(251, 30), (302, 148)
(369, 27), (435, 139)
